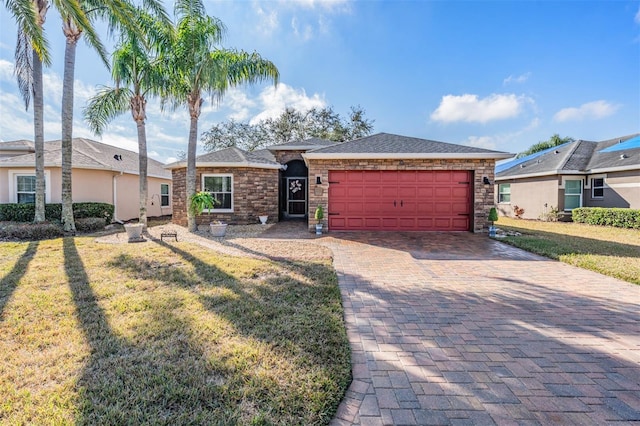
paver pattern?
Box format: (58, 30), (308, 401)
(320, 232), (640, 425)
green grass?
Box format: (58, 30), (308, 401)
(0, 236), (351, 425)
(497, 217), (640, 285)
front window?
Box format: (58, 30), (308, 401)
(16, 175), (36, 204)
(564, 179), (582, 211)
(498, 184), (511, 203)
(160, 184), (170, 207)
(591, 178), (604, 198)
(202, 174), (233, 211)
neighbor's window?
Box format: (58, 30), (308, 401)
(498, 183), (511, 203)
(591, 178), (604, 198)
(16, 175), (36, 204)
(202, 174), (233, 211)
(564, 179), (582, 211)
(160, 183), (170, 207)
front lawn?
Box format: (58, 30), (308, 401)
(496, 217), (640, 285)
(0, 236), (351, 425)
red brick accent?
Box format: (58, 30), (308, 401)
(306, 158), (496, 233)
(171, 167), (279, 226)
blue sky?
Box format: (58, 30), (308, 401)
(1, 0), (639, 163)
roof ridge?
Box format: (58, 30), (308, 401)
(72, 138), (112, 168)
(556, 140), (585, 170)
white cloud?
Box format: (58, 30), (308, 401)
(290, 0), (351, 12)
(0, 59), (14, 81)
(635, 6), (640, 24)
(503, 72), (531, 85)
(250, 83), (326, 123)
(291, 16), (314, 41)
(254, 5), (279, 36)
(220, 87), (257, 121)
(553, 100), (620, 122)
(430, 93), (530, 124)
(462, 118), (541, 151)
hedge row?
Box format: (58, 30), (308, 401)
(572, 207), (640, 229)
(0, 202), (114, 223)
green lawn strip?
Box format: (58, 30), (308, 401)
(0, 237), (351, 425)
(497, 217), (640, 285)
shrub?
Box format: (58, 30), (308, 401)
(572, 207), (640, 229)
(0, 222), (64, 240)
(513, 205), (525, 218)
(75, 217), (107, 232)
(0, 202), (113, 223)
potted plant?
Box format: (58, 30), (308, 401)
(488, 207), (498, 237)
(189, 191), (226, 236)
(123, 222), (145, 242)
(314, 205), (324, 235)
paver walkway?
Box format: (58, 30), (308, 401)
(319, 232), (640, 425)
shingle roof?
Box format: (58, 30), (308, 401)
(266, 137), (335, 151)
(303, 133), (513, 159)
(587, 134), (640, 172)
(496, 133), (640, 179)
(0, 139), (35, 151)
(0, 138), (170, 178)
(164, 147), (283, 170)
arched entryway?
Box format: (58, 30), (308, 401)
(280, 160), (308, 219)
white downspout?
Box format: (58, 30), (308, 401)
(112, 172), (124, 224)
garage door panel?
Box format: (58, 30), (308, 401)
(329, 170), (471, 231)
(381, 186), (397, 197)
(451, 187), (469, 198)
(398, 187), (417, 198)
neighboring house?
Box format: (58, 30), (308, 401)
(0, 138), (172, 222)
(167, 133), (512, 232)
(495, 134), (640, 219)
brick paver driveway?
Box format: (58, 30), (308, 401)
(321, 232), (640, 425)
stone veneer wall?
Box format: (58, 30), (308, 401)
(171, 167), (279, 226)
(274, 150), (305, 165)
(306, 158), (497, 233)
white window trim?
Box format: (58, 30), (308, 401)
(498, 183), (511, 204)
(8, 170), (51, 203)
(563, 179), (583, 212)
(201, 173), (233, 213)
(160, 183), (170, 207)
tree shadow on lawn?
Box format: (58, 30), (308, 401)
(0, 241), (39, 319)
(104, 238), (351, 425)
(63, 238), (251, 424)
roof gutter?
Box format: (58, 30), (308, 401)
(164, 161), (284, 170)
(302, 152), (514, 161)
(495, 169), (584, 181)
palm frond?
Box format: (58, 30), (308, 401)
(83, 85), (132, 135)
(14, 29), (33, 110)
(6, 0), (51, 64)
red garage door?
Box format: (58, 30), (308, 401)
(328, 170), (472, 231)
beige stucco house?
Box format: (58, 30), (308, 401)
(0, 138), (172, 222)
(495, 134), (640, 219)
(167, 133), (512, 233)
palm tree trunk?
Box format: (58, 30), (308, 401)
(33, 47), (46, 222)
(61, 22), (80, 233)
(186, 93), (202, 232)
(133, 99), (148, 230)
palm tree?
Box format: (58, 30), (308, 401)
(12, 0), (49, 222)
(58, 0), (167, 232)
(165, 0), (279, 231)
(84, 10), (171, 229)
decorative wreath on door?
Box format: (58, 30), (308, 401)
(289, 180), (302, 193)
